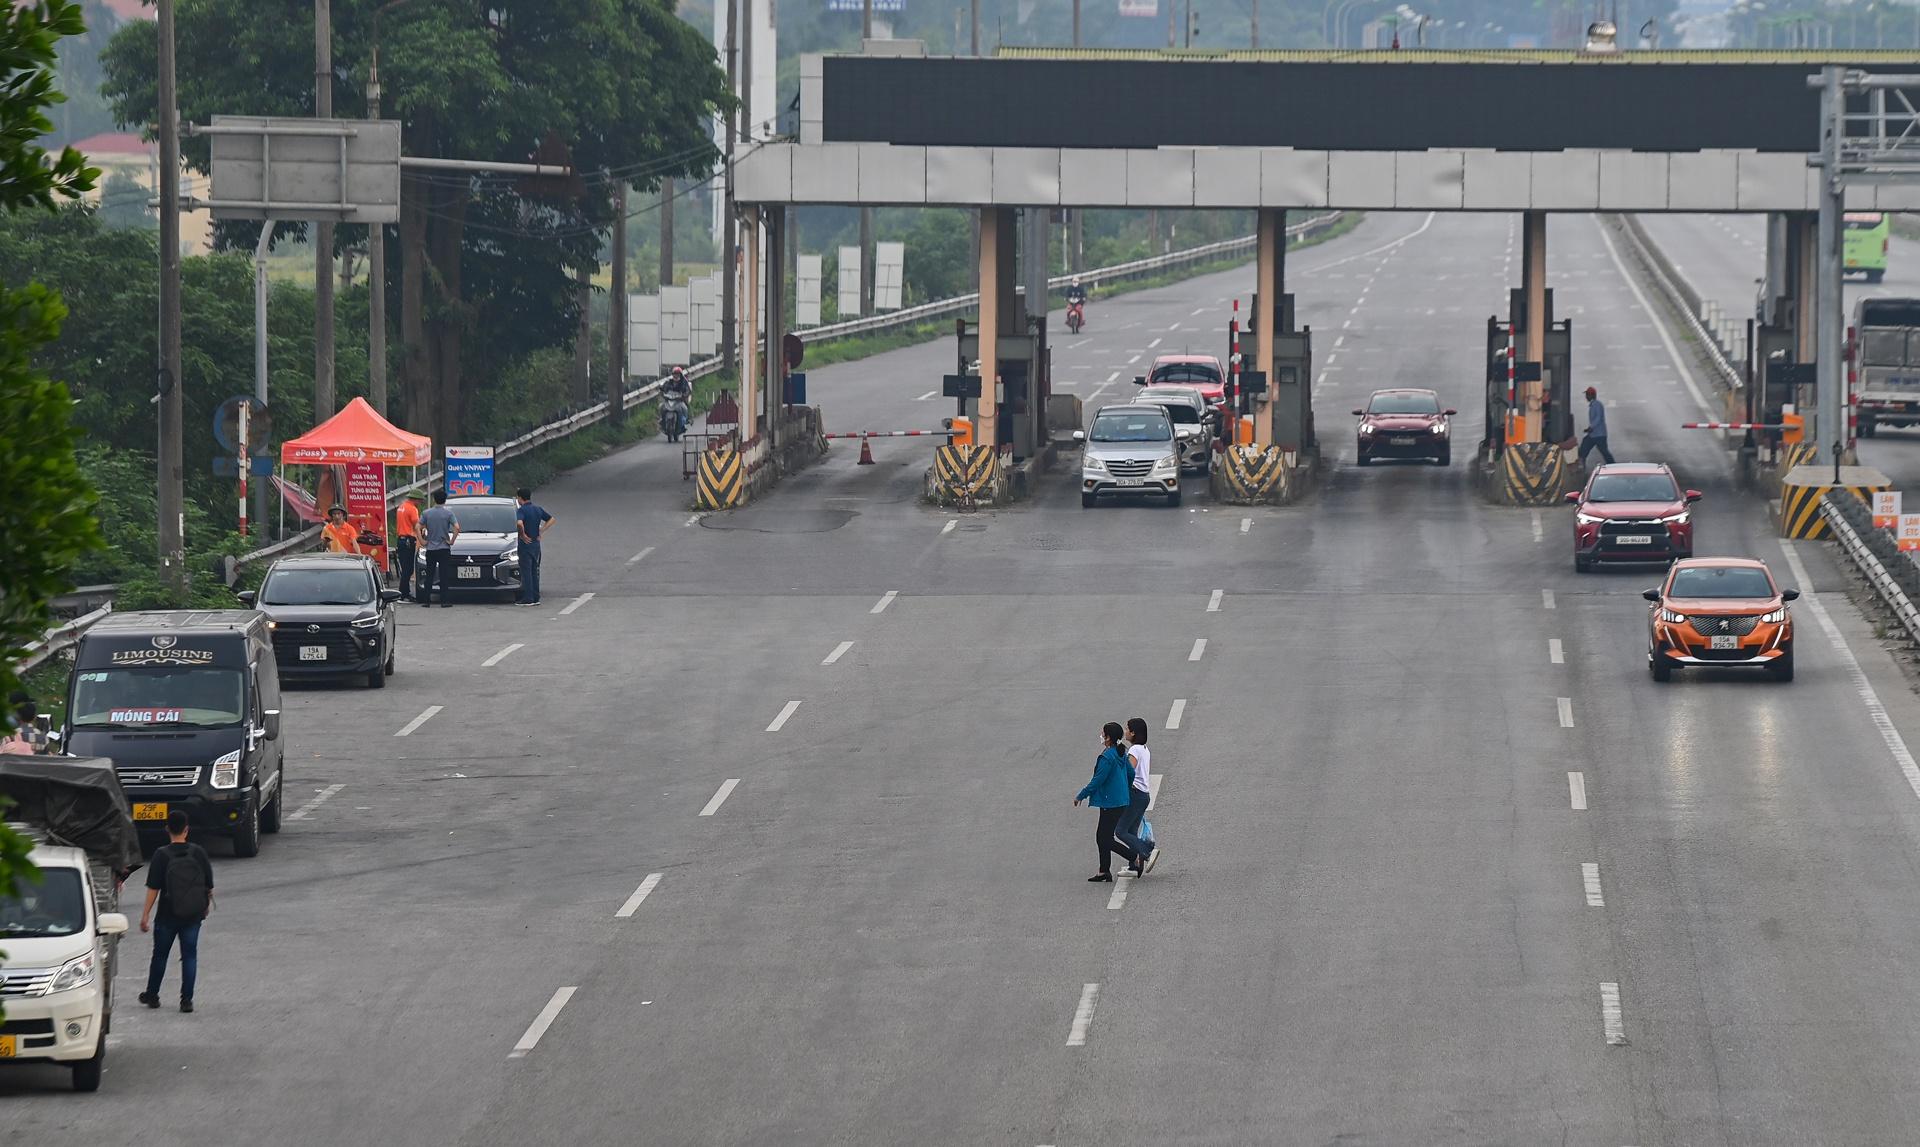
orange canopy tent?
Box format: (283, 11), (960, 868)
(279, 397), (432, 466)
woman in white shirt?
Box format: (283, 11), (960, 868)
(1119, 717), (1160, 875)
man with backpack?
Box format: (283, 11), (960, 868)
(138, 810), (214, 1013)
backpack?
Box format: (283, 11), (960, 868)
(163, 844), (210, 920)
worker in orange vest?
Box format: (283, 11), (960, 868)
(392, 492), (422, 599)
(322, 506), (361, 555)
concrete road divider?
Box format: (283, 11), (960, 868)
(1494, 442), (1570, 506)
(928, 444), (1002, 505)
(696, 447), (745, 510)
(1211, 445), (1289, 504)
(1779, 463), (1889, 539)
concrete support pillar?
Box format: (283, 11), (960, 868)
(976, 207), (1012, 453)
(1254, 208), (1282, 448)
(1519, 210), (1548, 444)
(764, 206), (786, 454)
(1023, 208), (1049, 323)
(1791, 212), (1818, 364)
(740, 210), (761, 435)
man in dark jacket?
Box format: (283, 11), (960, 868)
(138, 810), (214, 1013)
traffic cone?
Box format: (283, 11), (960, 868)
(857, 435), (876, 465)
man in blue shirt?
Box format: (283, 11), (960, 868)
(1578, 385), (1615, 466)
(514, 487), (555, 606)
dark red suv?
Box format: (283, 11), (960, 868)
(1568, 462), (1699, 572)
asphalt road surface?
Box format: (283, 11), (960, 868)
(15, 212), (1920, 1146)
(1635, 211), (1920, 488)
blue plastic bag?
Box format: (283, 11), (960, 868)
(1139, 819), (1155, 849)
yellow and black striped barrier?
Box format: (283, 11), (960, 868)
(1497, 442), (1567, 506)
(1214, 446), (1287, 503)
(695, 447), (744, 510)
(932, 444), (998, 501)
(1779, 463), (1889, 539)
(1780, 443), (1817, 472)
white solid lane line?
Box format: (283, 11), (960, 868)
(767, 700), (802, 732)
(1302, 211), (1436, 274)
(871, 590), (898, 614)
(615, 873), (663, 919)
(1542, 589), (1556, 610)
(285, 784), (345, 822)
(1557, 697), (1575, 728)
(1582, 863), (1605, 907)
(1779, 541), (1920, 802)
(395, 705), (443, 737)
(1600, 982), (1627, 1045)
(1593, 217), (1713, 418)
(509, 987), (578, 1058)
(483, 643), (524, 668)
(1188, 638), (1208, 662)
(1166, 698), (1186, 730)
(1106, 872), (1133, 911)
(699, 779), (740, 816)
(822, 640), (854, 665)
(558, 592), (595, 616)
(1206, 589), (1223, 613)
(1569, 771), (1589, 810)
(627, 546), (655, 564)
(1066, 983), (1100, 1047)
(1550, 638), (1565, 665)
(941, 519), (958, 535)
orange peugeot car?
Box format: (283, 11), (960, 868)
(1643, 557), (1799, 682)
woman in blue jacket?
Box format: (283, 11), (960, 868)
(1075, 722), (1142, 882)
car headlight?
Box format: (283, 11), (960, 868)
(1576, 512), (1605, 526)
(499, 542), (519, 559)
(1659, 608), (1687, 624)
(1761, 607), (1787, 623)
(349, 613), (382, 629)
(211, 749), (241, 790)
(1358, 422), (1376, 435)
(1153, 455), (1179, 473)
(1083, 456), (1107, 474)
(1431, 422), (1449, 435)
(48, 951), (97, 994)
(1657, 510), (1691, 525)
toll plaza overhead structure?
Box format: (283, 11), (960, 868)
(728, 46), (1920, 494)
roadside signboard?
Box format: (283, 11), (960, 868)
(1875, 490), (1902, 529)
(344, 460), (390, 573)
(1901, 513), (1920, 552)
(445, 446), (495, 496)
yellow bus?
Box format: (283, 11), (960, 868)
(1845, 212), (1890, 283)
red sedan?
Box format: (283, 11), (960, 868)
(1568, 462), (1699, 573)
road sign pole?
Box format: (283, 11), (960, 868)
(157, 0), (186, 598)
(1816, 65), (1846, 467)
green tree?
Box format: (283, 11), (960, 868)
(102, 0), (731, 453)
(96, 166), (154, 229)
(0, 0), (105, 960)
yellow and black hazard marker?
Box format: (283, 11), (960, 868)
(933, 444), (997, 499)
(1779, 463), (1889, 539)
(1780, 443), (1817, 472)
(695, 447), (744, 510)
(1216, 446), (1286, 503)
(1498, 442), (1566, 506)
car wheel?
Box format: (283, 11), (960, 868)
(1651, 651), (1673, 682)
(1870, 269), (1886, 284)
(1435, 446), (1450, 466)
(1861, 413), (1878, 438)
(260, 784), (283, 834)
(1166, 489), (1183, 508)
(1574, 554), (1592, 573)
(232, 789), (262, 857)
(368, 663), (386, 689)
(385, 650), (396, 675)
(1081, 493), (1097, 508)
(1356, 454), (1372, 467)
(70, 1041), (104, 1092)
(1771, 644), (1795, 682)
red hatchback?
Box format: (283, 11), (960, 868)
(1354, 388), (1455, 466)
(1568, 462), (1699, 572)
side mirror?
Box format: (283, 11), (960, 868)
(1132, 376), (1147, 387)
(380, 589), (403, 604)
(1351, 409), (1366, 417)
(1071, 430), (1086, 443)
(1782, 588), (1801, 601)
(235, 590), (257, 606)
(263, 709), (281, 739)
(1443, 408), (1458, 416)
(1564, 491), (1582, 504)
(1642, 589), (1662, 602)
(96, 912), (129, 936)
(1684, 490), (1703, 504)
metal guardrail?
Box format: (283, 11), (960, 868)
(20, 605), (112, 673)
(24, 215), (1339, 664)
(1822, 492), (1920, 647)
(1615, 214), (1744, 393)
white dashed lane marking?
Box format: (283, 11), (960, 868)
(822, 641), (854, 665)
(509, 987), (577, 1058)
(627, 546), (654, 564)
(1550, 638), (1564, 665)
(1188, 638), (1207, 662)
(1569, 772), (1588, 810)
(699, 779), (740, 816)
(1582, 863), (1605, 907)
(1206, 589), (1223, 613)
(766, 700), (802, 732)
(871, 590), (898, 614)
(284, 784), (345, 822)
(482, 643), (524, 667)
(1601, 982), (1627, 1045)
(1166, 699), (1186, 730)
(395, 705), (443, 737)
(1066, 983), (1100, 1047)
(615, 873), (662, 918)
(1558, 697), (1575, 728)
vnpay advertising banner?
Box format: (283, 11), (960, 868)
(446, 446), (496, 496)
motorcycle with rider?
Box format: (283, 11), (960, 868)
(660, 366), (693, 442)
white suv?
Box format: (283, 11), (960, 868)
(1076, 404), (1183, 508)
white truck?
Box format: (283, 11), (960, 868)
(1853, 296), (1920, 437)
(1, 757), (142, 1092)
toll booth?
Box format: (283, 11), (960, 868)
(958, 309), (1051, 463)
(1483, 290), (1573, 450)
(1247, 292), (1315, 453)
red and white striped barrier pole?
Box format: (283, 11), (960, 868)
(236, 399), (250, 538)
(1846, 324), (1857, 454)
(1227, 299), (1240, 446)
(1680, 422), (1789, 430)
(821, 430), (959, 439)
(1505, 325), (1517, 443)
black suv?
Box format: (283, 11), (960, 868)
(240, 553), (401, 688)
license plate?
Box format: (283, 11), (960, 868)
(1710, 635), (1739, 650)
(457, 565), (483, 579)
(1614, 535), (1652, 546)
(133, 802), (168, 821)
(300, 644), (327, 661)
(1389, 436), (1417, 445)
(1117, 477), (1144, 487)
(0, 1034), (13, 1058)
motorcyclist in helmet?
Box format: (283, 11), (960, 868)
(663, 366), (692, 402)
(1065, 277), (1087, 307)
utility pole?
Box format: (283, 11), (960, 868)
(611, 180), (629, 424)
(157, 0), (185, 597)
(1251, 0), (1259, 47)
(365, 41), (388, 415)
(573, 265), (591, 406)
(860, 0), (874, 316)
(1072, 0), (1080, 46)
(659, 178), (675, 290)
(721, 0), (739, 373)
(1070, 0), (1083, 274)
(971, 0), (979, 54)
(313, 0), (337, 419)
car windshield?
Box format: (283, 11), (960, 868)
(1090, 413), (1172, 442)
(261, 567), (373, 606)
(1668, 566), (1776, 599)
(1588, 473), (1679, 503)
(70, 667), (246, 729)
(1369, 393), (1441, 415)
(0, 868), (85, 938)
(1149, 364), (1221, 386)
(449, 503), (518, 533)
